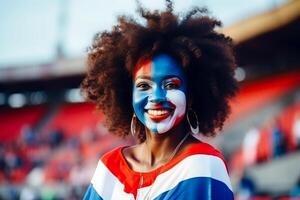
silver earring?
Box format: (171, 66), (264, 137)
(186, 109), (199, 134)
(131, 114), (137, 137)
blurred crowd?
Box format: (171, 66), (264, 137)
(231, 101), (300, 199)
(0, 122), (128, 200)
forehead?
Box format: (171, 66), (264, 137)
(133, 54), (185, 79)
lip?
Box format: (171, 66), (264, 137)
(145, 108), (174, 122)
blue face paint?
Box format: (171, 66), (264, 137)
(132, 54), (187, 134)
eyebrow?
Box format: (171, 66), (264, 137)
(135, 75), (151, 80)
(135, 75), (182, 81)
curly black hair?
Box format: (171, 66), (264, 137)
(80, 0), (239, 142)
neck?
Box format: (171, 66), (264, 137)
(141, 123), (188, 168)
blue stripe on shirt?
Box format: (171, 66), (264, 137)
(83, 184), (103, 200)
(153, 177), (234, 200)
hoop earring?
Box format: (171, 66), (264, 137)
(131, 114), (137, 137)
(186, 109), (199, 134)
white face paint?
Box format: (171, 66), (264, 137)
(132, 54), (187, 134)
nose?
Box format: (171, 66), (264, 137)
(149, 86), (166, 103)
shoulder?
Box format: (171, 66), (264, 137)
(181, 142), (233, 191)
(183, 141), (232, 188)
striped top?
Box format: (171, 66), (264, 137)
(83, 142), (234, 200)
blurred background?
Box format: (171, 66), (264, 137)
(0, 0), (299, 199)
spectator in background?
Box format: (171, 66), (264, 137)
(237, 173), (255, 200)
(243, 127), (260, 166)
(20, 124), (36, 146)
(48, 128), (64, 148)
(256, 122), (273, 163)
(293, 112), (300, 149)
(0, 145), (6, 173)
(271, 117), (286, 158)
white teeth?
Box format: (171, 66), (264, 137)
(147, 109), (169, 116)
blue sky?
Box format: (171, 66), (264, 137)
(0, 0), (288, 68)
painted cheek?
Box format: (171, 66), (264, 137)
(132, 88), (148, 125)
(167, 90), (186, 126)
(133, 90), (160, 133)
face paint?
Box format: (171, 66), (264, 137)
(132, 54), (187, 134)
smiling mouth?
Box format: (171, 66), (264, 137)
(145, 109), (174, 121)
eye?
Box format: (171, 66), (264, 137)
(164, 82), (179, 90)
(136, 82), (151, 91)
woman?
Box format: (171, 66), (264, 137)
(81, 1), (238, 199)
